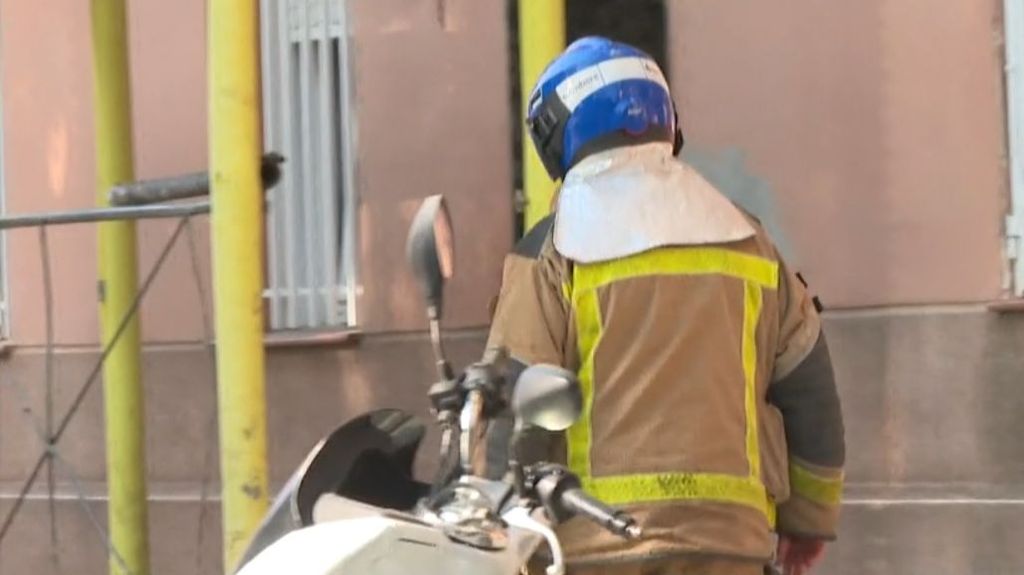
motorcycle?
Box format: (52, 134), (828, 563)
(234, 195), (640, 575)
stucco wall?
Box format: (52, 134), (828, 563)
(0, 0), (512, 571)
(0, 0), (211, 346)
(349, 0), (512, 332)
(0, 0), (512, 347)
(2, 1), (1021, 574)
(669, 0), (1009, 308)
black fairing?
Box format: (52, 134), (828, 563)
(234, 409), (430, 571)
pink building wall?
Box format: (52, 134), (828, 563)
(669, 0), (1009, 308)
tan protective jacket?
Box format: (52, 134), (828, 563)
(486, 212), (845, 566)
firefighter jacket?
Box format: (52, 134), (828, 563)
(485, 145), (845, 566)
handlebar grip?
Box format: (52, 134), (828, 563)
(559, 488), (642, 539)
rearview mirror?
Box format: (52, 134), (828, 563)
(511, 365), (582, 431)
(406, 195), (454, 317)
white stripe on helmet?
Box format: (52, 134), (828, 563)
(554, 56), (670, 112)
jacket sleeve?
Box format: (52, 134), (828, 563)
(474, 216), (573, 478)
(769, 262), (846, 540)
(485, 215), (573, 368)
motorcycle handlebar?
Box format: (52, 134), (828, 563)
(530, 465), (643, 539)
(557, 488), (642, 539)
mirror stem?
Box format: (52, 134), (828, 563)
(428, 307), (454, 381)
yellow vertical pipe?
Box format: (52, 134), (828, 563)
(90, 2), (150, 575)
(519, 0), (565, 228)
(208, 0), (269, 570)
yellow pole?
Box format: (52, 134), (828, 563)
(90, 1), (150, 575)
(208, 0), (269, 570)
(519, 0), (565, 228)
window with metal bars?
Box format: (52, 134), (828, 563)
(259, 0), (357, 331)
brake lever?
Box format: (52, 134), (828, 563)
(459, 390), (485, 470)
(503, 507), (565, 575)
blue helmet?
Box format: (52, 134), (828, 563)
(526, 36), (683, 181)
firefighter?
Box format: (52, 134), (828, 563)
(486, 37), (845, 575)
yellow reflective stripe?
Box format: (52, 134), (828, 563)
(743, 281), (762, 480)
(567, 284), (600, 477)
(567, 247), (780, 524)
(789, 462), (844, 506)
(573, 247), (779, 293)
(583, 472), (776, 526)
(561, 281), (572, 303)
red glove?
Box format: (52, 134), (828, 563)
(776, 535), (826, 575)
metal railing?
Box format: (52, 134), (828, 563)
(0, 163), (278, 574)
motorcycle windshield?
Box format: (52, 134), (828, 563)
(234, 409), (430, 572)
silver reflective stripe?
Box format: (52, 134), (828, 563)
(554, 56), (669, 112)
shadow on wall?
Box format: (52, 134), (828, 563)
(681, 146), (795, 264)
(670, 0), (899, 308)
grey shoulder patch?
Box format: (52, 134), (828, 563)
(514, 214), (555, 259)
(768, 332), (845, 467)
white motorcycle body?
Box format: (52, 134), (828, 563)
(237, 494), (551, 575)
